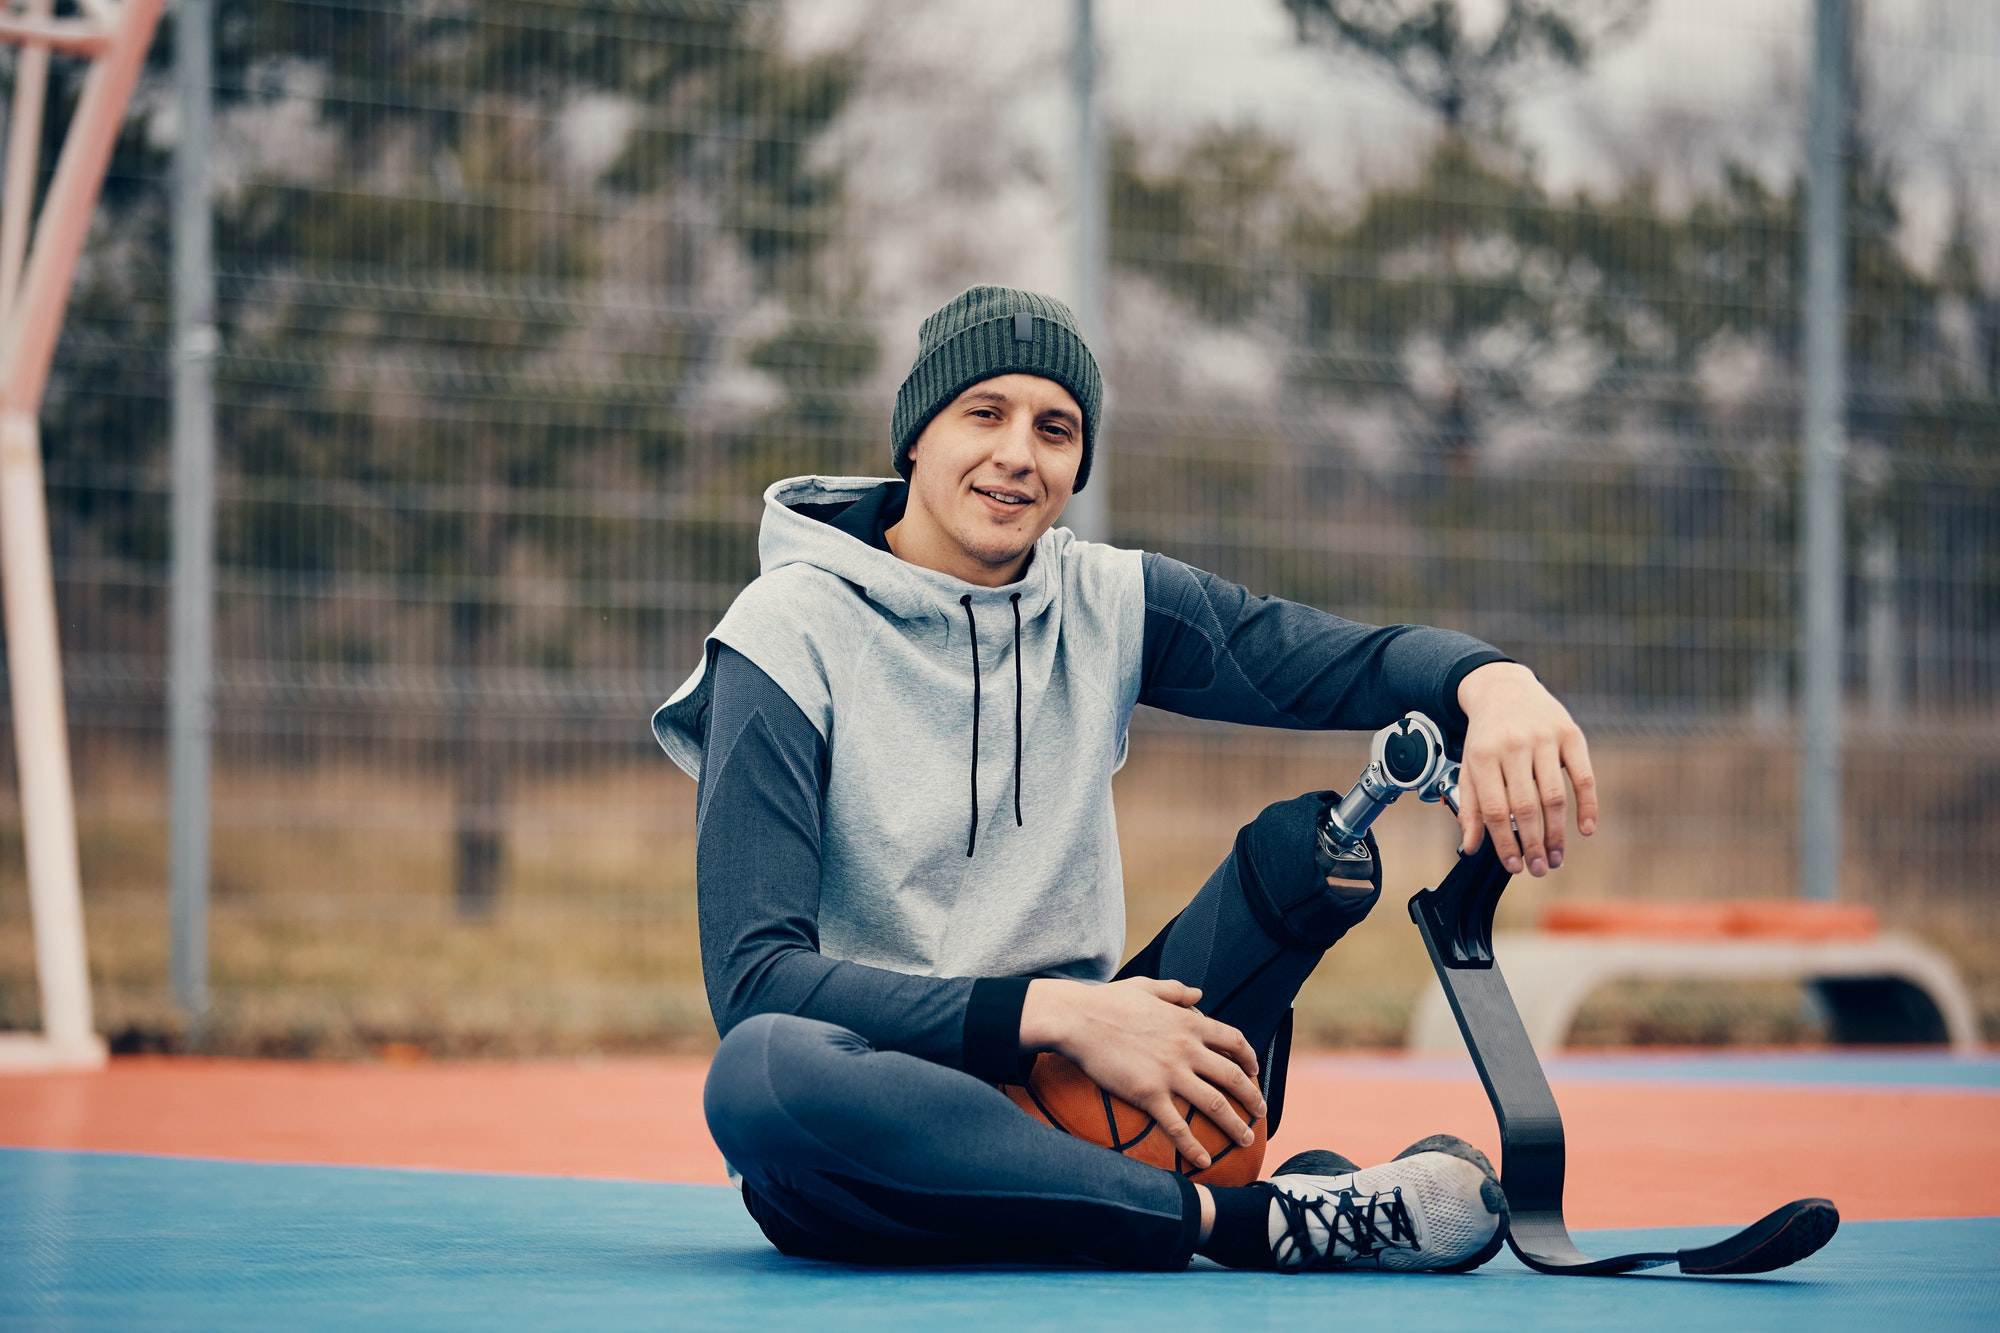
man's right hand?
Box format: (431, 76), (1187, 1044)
(1019, 976), (1265, 1170)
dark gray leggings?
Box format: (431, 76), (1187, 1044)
(701, 790), (1380, 1270)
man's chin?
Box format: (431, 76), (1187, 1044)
(961, 532), (1037, 572)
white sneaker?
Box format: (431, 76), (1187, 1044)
(1262, 1148), (1508, 1273)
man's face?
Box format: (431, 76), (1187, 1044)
(895, 373), (1084, 585)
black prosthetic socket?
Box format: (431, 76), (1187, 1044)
(1235, 790), (1382, 951)
(1198, 1182), (1281, 1271)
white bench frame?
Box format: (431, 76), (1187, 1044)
(1407, 929), (1980, 1056)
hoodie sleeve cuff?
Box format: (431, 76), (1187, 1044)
(1441, 650), (1516, 744)
(963, 976), (1035, 1084)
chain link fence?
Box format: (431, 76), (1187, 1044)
(1, 0), (1995, 1053)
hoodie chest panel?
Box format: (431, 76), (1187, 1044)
(815, 608), (1128, 978)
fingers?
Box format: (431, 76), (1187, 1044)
(1145, 979), (1201, 1008)
(1141, 1096), (1214, 1171)
(1173, 1062), (1257, 1154)
(1458, 669), (1600, 869)
(1202, 1014), (1259, 1083)
(1458, 763), (1484, 855)
(1503, 746), (1546, 874)
(1194, 1047), (1265, 1133)
(1135, 1010), (1266, 1167)
(1472, 751), (1521, 870)
(1463, 727), (1600, 872)
(1565, 727), (1599, 837)
(1536, 739), (1568, 865)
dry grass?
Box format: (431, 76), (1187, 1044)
(1, 730), (1994, 1056)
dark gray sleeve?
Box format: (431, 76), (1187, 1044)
(696, 643), (1032, 1082)
(1138, 552), (1513, 749)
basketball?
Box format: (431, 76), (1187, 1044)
(1001, 1051), (1266, 1187)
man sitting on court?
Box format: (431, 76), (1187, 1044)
(653, 285), (1599, 1272)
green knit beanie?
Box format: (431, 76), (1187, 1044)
(891, 284), (1103, 493)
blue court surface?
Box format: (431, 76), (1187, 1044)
(1539, 1050), (2000, 1090)
(1297, 1049), (2000, 1091)
(4, 1148), (1994, 1330)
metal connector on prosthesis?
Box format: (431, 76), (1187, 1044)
(1314, 711), (1451, 880)
(1419, 759), (1462, 818)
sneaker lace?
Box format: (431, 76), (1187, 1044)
(1273, 1183), (1419, 1269)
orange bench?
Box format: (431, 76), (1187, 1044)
(1406, 899), (1977, 1055)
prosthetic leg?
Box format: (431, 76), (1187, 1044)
(1317, 713), (1840, 1276)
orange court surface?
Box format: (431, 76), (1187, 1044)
(5, 1047), (1997, 1231)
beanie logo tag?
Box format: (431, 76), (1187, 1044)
(1012, 312), (1033, 343)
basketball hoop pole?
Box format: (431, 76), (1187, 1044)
(0, 0), (164, 1072)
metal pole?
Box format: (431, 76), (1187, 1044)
(1068, 0), (1109, 542)
(1863, 524), (1902, 721)
(1800, 0), (1849, 902)
(170, 0), (217, 1020)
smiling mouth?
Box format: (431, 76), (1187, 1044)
(973, 486), (1034, 509)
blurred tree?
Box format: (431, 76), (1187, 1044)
(1283, 0), (1647, 472)
(1280, 0), (1649, 136)
(41, 0), (874, 919)
(1108, 86), (1996, 716)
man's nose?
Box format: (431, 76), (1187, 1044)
(991, 418), (1036, 470)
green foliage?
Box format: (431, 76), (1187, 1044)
(1107, 127), (1301, 324)
(1109, 89), (1998, 712)
(39, 0), (879, 913)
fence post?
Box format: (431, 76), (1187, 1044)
(1800, 0), (1849, 902)
(170, 0), (217, 1022)
(1863, 524), (1903, 720)
(1068, 0), (1108, 542)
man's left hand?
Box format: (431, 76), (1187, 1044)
(1454, 663), (1598, 876)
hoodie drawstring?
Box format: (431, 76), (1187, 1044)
(1010, 592), (1023, 829)
(959, 592), (1026, 858)
(960, 595), (981, 857)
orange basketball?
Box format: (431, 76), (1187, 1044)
(1000, 1051), (1266, 1187)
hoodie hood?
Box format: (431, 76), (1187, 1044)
(755, 474), (1063, 629)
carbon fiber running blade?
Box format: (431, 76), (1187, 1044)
(1408, 845), (1840, 1277)
(1676, 1198), (1840, 1274)
(1509, 1209), (1675, 1275)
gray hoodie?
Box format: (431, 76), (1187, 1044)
(655, 474), (1147, 984)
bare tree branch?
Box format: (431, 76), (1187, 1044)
(1282, 0), (1650, 131)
